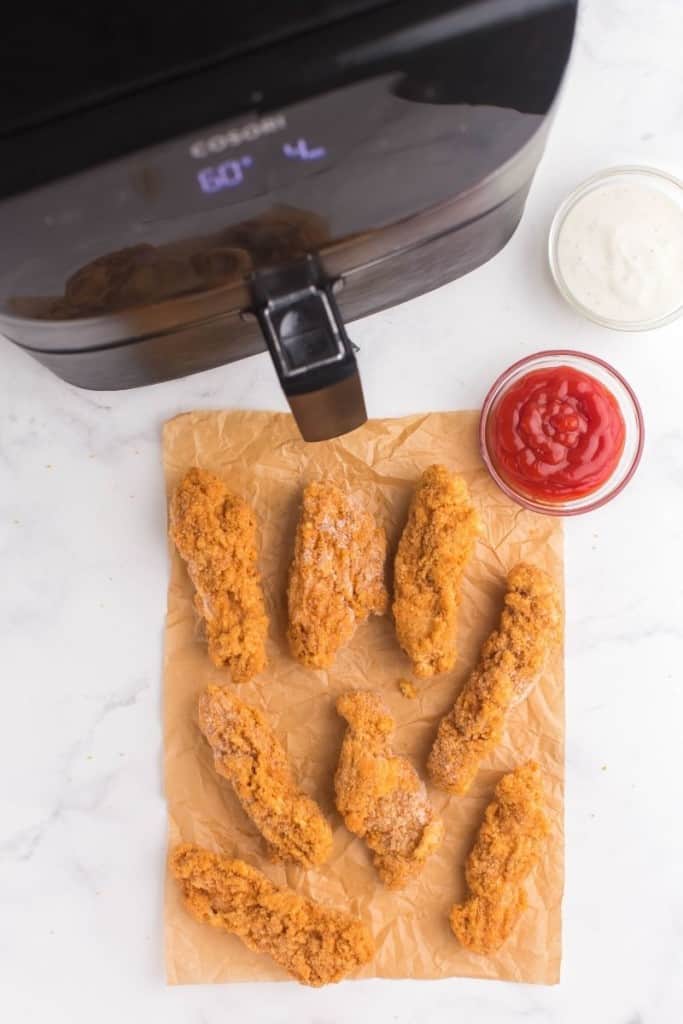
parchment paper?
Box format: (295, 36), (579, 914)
(162, 410), (564, 986)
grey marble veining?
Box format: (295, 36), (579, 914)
(1, 1), (683, 1021)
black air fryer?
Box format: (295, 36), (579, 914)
(0, 1), (577, 440)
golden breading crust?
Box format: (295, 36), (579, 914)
(428, 563), (561, 794)
(335, 691), (444, 889)
(169, 467), (268, 683)
(393, 465), (479, 678)
(170, 844), (374, 986)
(450, 761), (549, 954)
(287, 482), (388, 669)
(198, 685), (332, 867)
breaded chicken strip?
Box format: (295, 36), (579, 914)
(450, 761), (549, 954)
(287, 482), (388, 669)
(198, 684), (332, 867)
(428, 564), (561, 794)
(393, 465), (478, 678)
(335, 691), (444, 889)
(169, 468), (268, 683)
(170, 844), (374, 986)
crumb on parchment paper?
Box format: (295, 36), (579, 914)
(398, 678), (417, 700)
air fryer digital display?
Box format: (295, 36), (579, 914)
(196, 138), (330, 194)
(191, 112), (329, 195)
(131, 79), (387, 221)
(193, 126), (331, 197)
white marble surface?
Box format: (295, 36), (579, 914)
(2, 1), (683, 1020)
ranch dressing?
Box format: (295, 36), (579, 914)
(556, 178), (683, 326)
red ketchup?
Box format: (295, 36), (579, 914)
(488, 365), (626, 502)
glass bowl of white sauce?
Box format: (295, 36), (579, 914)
(548, 166), (683, 330)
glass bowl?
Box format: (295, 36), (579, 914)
(479, 350), (644, 516)
(548, 165), (683, 331)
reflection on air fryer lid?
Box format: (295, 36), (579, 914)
(10, 206), (329, 320)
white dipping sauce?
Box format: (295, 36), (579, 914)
(556, 180), (683, 325)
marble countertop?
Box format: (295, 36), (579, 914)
(2, 1), (683, 1021)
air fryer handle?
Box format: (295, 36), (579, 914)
(251, 255), (367, 442)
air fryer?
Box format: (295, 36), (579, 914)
(0, 0), (577, 440)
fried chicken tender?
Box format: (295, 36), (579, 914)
(170, 844), (374, 986)
(393, 465), (479, 678)
(449, 760), (549, 954)
(335, 691), (444, 889)
(198, 684), (332, 867)
(287, 482), (388, 669)
(428, 564), (561, 794)
(169, 467), (269, 683)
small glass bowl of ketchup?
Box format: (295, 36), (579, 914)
(480, 351), (644, 515)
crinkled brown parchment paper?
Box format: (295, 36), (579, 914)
(162, 410), (564, 986)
